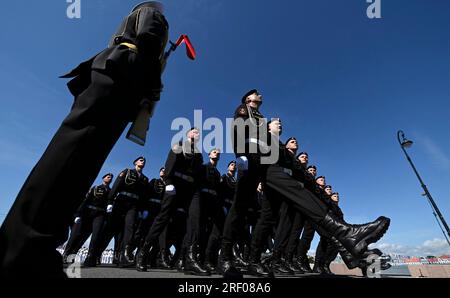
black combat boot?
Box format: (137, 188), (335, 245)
(322, 262), (334, 275)
(331, 237), (383, 270)
(232, 244), (249, 271)
(119, 246), (135, 268)
(174, 247), (186, 272)
(318, 214), (390, 258)
(82, 249), (98, 267)
(184, 245), (210, 276)
(203, 260), (216, 273)
(312, 258), (325, 274)
(175, 257), (185, 272)
(284, 252), (304, 274)
(125, 245), (135, 262)
(156, 249), (172, 269)
(217, 243), (243, 279)
(112, 250), (120, 266)
(136, 241), (152, 272)
(271, 250), (294, 276)
(247, 249), (273, 278)
(296, 253), (312, 273)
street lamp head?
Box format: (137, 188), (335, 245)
(401, 139), (413, 149)
(398, 130), (413, 149)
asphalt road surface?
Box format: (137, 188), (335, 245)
(64, 264), (361, 278)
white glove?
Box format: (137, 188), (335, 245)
(142, 210), (149, 220)
(165, 184), (176, 195)
(74, 217), (81, 224)
(106, 204), (113, 213)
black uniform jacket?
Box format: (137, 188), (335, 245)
(61, 5), (169, 120)
(75, 184), (111, 217)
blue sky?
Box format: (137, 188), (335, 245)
(1, 0), (450, 256)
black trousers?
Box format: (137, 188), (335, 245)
(314, 236), (336, 265)
(64, 221), (86, 257)
(297, 221), (316, 257)
(63, 212), (106, 258)
(113, 199), (139, 252)
(249, 165), (329, 259)
(249, 188), (281, 260)
(273, 202), (308, 257)
(131, 203), (161, 249)
(0, 70), (137, 277)
(144, 179), (199, 248)
(166, 209), (187, 261)
(221, 155), (265, 257)
(203, 194), (226, 263)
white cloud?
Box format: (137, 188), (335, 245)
(370, 238), (450, 257)
(415, 134), (450, 171)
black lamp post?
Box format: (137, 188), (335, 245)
(397, 130), (450, 247)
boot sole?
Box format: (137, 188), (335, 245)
(355, 218), (390, 256)
(184, 271), (211, 276)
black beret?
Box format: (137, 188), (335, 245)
(285, 137), (297, 146)
(307, 165), (317, 170)
(297, 152), (308, 158)
(159, 167), (165, 172)
(228, 160), (236, 167)
(131, 1), (164, 13)
(241, 89), (259, 104)
(102, 173), (114, 179)
(325, 185), (332, 189)
(134, 156), (146, 164)
(316, 176), (325, 180)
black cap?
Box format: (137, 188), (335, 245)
(134, 156), (146, 164)
(102, 173), (114, 179)
(228, 160), (236, 167)
(307, 165), (316, 170)
(241, 89), (259, 104)
(131, 1), (164, 13)
(325, 185), (332, 189)
(297, 152), (308, 158)
(316, 176), (325, 180)
(159, 167), (165, 172)
(285, 137), (297, 146)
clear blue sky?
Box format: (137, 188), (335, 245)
(1, 0), (450, 256)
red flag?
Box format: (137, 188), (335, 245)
(175, 34), (196, 60)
